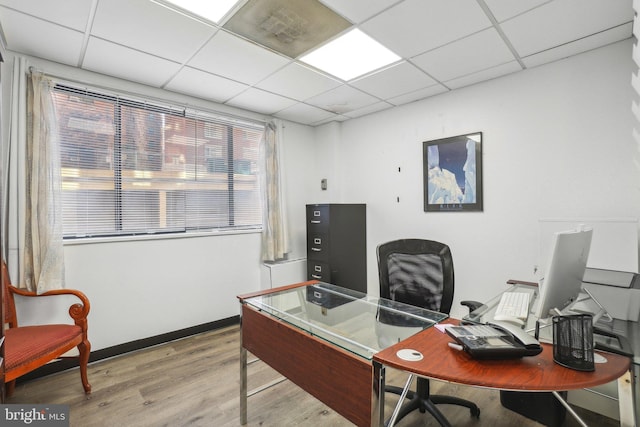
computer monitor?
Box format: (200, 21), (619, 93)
(534, 226), (593, 321)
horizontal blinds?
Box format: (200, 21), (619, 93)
(52, 84), (264, 238)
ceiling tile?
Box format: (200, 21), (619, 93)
(522, 23), (633, 68)
(350, 61), (437, 100)
(226, 87), (298, 114)
(165, 67), (248, 103)
(91, 0), (215, 63)
(387, 84), (449, 106)
(319, 0), (401, 24)
(0, 0), (632, 126)
(188, 30), (291, 85)
(256, 62), (341, 101)
(0, 8), (84, 66)
(0, 0), (92, 31)
(83, 37), (182, 88)
(500, 0), (633, 57)
(445, 60), (521, 89)
(305, 85), (379, 114)
(313, 114), (350, 126)
(274, 102), (336, 125)
(412, 28), (516, 82)
(223, 0), (351, 58)
(343, 101), (394, 118)
(482, 0), (551, 22)
(361, 0), (492, 58)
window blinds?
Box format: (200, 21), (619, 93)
(52, 84), (264, 238)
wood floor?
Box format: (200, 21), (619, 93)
(8, 325), (619, 426)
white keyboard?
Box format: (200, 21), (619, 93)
(495, 291), (530, 321)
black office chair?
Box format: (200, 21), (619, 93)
(377, 239), (481, 426)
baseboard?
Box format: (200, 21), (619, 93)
(16, 315), (240, 384)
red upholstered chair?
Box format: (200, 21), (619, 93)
(1, 260), (91, 396)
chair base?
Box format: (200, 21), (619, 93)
(386, 378), (480, 427)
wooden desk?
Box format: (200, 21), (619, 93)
(240, 300), (373, 426)
(238, 281), (447, 426)
(373, 319), (634, 426)
(239, 283), (634, 427)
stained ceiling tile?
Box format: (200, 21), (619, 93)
(223, 0), (351, 58)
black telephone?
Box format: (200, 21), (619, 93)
(446, 320), (542, 359)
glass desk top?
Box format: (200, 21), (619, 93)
(242, 282), (448, 360)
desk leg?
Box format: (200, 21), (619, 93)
(372, 361), (386, 427)
(617, 369), (635, 427)
(240, 343), (248, 424)
(551, 391), (588, 427)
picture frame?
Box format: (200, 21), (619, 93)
(423, 132), (483, 212)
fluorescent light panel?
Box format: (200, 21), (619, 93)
(163, 0), (239, 23)
(300, 29), (400, 81)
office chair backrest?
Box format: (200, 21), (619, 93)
(377, 239), (454, 314)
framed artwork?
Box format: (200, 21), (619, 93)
(423, 132), (483, 212)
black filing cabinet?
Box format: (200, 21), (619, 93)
(306, 204), (367, 293)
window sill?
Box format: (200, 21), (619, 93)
(63, 228), (262, 246)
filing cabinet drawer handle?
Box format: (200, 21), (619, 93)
(311, 220), (321, 224)
(312, 276), (321, 280)
(311, 248), (322, 252)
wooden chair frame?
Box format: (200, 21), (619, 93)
(2, 260), (91, 396)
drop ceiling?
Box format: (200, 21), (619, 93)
(0, 0), (633, 126)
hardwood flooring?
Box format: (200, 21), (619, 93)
(8, 325), (619, 426)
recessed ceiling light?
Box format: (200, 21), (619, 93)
(161, 0), (240, 23)
(300, 29), (400, 81)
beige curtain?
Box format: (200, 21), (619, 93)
(5, 57), (28, 287)
(21, 70), (65, 293)
(260, 120), (289, 262)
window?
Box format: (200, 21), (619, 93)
(52, 85), (264, 238)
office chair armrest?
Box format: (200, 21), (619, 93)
(460, 300), (484, 314)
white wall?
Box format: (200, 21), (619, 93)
(312, 39), (640, 319)
(4, 39), (639, 351)
(1, 53), (317, 352)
